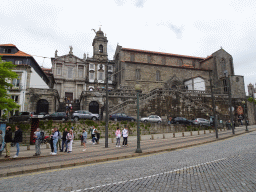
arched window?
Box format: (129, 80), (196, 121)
(99, 45), (103, 53)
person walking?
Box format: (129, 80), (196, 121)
(33, 128), (41, 156)
(115, 127), (121, 147)
(122, 127), (128, 147)
(92, 126), (97, 144)
(66, 129), (74, 153)
(60, 128), (68, 152)
(13, 125), (22, 158)
(51, 128), (58, 155)
(5, 126), (12, 158)
(82, 129), (87, 151)
(0, 130), (3, 156)
(50, 129), (54, 154)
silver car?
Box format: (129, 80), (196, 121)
(141, 115), (162, 123)
(193, 118), (210, 126)
(72, 110), (99, 121)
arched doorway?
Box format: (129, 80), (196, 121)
(89, 101), (99, 114)
(36, 99), (49, 114)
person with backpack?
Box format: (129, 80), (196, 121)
(92, 126), (97, 144)
(33, 128), (41, 156)
(82, 129), (87, 151)
(60, 128), (68, 152)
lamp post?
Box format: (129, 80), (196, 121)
(135, 84), (142, 153)
(242, 100), (248, 132)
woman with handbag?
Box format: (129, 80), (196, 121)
(66, 129), (74, 153)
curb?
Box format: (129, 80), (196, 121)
(0, 130), (253, 178)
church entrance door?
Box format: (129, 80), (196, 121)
(65, 92), (73, 102)
(36, 99), (49, 114)
(89, 101), (99, 114)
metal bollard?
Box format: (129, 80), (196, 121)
(173, 133), (175, 138)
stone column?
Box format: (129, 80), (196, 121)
(76, 84), (77, 100)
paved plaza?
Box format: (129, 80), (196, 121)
(0, 126), (255, 191)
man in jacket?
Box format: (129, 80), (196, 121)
(13, 125), (22, 158)
(60, 128), (68, 152)
(5, 126), (12, 158)
(33, 128), (41, 156)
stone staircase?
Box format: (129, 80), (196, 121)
(109, 88), (227, 119)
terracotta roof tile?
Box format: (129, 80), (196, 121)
(0, 50), (31, 57)
(0, 44), (16, 47)
(121, 47), (205, 60)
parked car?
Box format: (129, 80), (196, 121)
(9, 112), (32, 123)
(43, 112), (68, 121)
(141, 115), (162, 123)
(109, 113), (136, 122)
(32, 112), (48, 119)
(193, 118), (210, 126)
(170, 117), (192, 125)
(71, 110), (99, 121)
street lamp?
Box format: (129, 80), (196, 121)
(135, 84), (142, 153)
(242, 100), (248, 132)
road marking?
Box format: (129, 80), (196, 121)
(78, 157), (226, 191)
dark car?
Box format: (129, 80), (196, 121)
(43, 112), (67, 121)
(109, 113), (136, 122)
(170, 117), (192, 125)
(9, 112), (32, 123)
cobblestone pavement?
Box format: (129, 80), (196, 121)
(0, 130), (255, 192)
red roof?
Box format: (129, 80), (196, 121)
(0, 44), (16, 47)
(121, 48), (205, 60)
(0, 51), (31, 57)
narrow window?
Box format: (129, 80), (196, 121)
(57, 67), (62, 75)
(223, 79), (228, 93)
(89, 72), (95, 80)
(68, 68), (73, 78)
(78, 68), (83, 78)
(99, 45), (103, 53)
(135, 69), (141, 80)
(3, 49), (11, 53)
(156, 70), (161, 81)
(130, 53), (135, 62)
(161, 57), (166, 65)
(147, 55), (151, 63)
(98, 72), (104, 80)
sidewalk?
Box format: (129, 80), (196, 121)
(0, 126), (255, 177)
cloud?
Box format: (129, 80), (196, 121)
(134, 0), (147, 8)
(157, 21), (183, 39)
(114, 0), (125, 6)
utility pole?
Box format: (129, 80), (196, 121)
(105, 62), (109, 148)
(226, 73), (235, 134)
(209, 71), (218, 139)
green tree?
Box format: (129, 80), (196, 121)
(0, 57), (20, 111)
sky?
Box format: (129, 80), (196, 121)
(1, 0), (256, 93)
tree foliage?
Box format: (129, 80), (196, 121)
(0, 57), (20, 111)
(247, 97), (256, 104)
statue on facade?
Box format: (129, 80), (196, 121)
(83, 53), (86, 60)
(69, 46), (73, 54)
(55, 50), (58, 57)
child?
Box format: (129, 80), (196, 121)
(115, 127), (121, 147)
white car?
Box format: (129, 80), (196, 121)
(141, 115), (162, 123)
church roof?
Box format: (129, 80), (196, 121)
(0, 44), (32, 57)
(0, 44), (16, 47)
(121, 48), (205, 60)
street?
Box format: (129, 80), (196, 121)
(0, 131), (255, 192)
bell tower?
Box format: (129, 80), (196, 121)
(92, 27), (108, 61)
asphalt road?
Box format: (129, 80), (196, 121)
(0, 131), (256, 192)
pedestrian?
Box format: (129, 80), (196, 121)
(66, 129), (74, 153)
(33, 128), (41, 156)
(115, 127), (121, 147)
(50, 129), (54, 154)
(82, 129), (87, 151)
(60, 128), (68, 152)
(4, 126), (12, 158)
(0, 130), (3, 156)
(122, 127), (128, 147)
(13, 125), (22, 158)
(51, 128), (58, 155)
(92, 126), (97, 144)
(57, 128), (61, 151)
